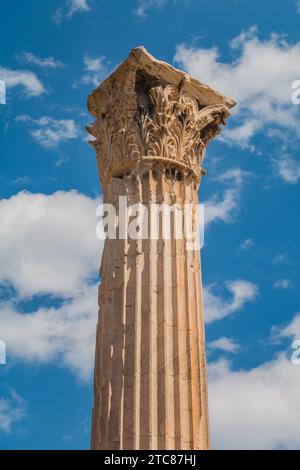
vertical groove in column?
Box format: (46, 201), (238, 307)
(149, 169), (158, 449)
(107, 179), (127, 450)
(183, 179), (194, 449)
(175, 195), (189, 449)
(188, 184), (202, 450)
(134, 173), (143, 449)
(122, 175), (138, 449)
(119, 182), (128, 450)
(91, 282), (104, 448)
(171, 179), (183, 450)
(156, 170), (166, 449)
(194, 222), (210, 450)
(93, 183), (117, 449)
(139, 170), (151, 449)
(163, 177), (175, 450)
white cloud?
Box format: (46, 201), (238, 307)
(276, 154), (300, 184)
(17, 52), (65, 69)
(278, 312), (300, 339)
(208, 337), (239, 353)
(0, 191), (100, 298)
(219, 119), (260, 150)
(239, 238), (255, 251)
(74, 55), (109, 88)
(0, 390), (26, 433)
(174, 27), (300, 149)
(0, 191), (102, 380)
(205, 189), (237, 226)
(204, 280), (258, 323)
(0, 285), (97, 381)
(273, 252), (292, 266)
(67, 0), (90, 17)
(16, 115), (79, 148)
(53, 0), (90, 25)
(273, 279), (292, 290)
(135, 0), (167, 17)
(9, 176), (31, 187)
(205, 167), (251, 226)
(295, 0), (300, 14)
(218, 167), (252, 187)
(0, 66), (45, 97)
(209, 312), (300, 448)
(208, 351), (300, 449)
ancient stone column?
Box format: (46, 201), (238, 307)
(87, 47), (235, 450)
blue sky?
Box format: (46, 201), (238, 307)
(0, 0), (300, 450)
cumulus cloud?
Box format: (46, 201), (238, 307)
(0, 390), (26, 433)
(0, 66), (45, 97)
(204, 190), (237, 226)
(53, 0), (90, 25)
(174, 27), (300, 149)
(17, 52), (65, 69)
(0, 191), (100, 298)
(135, 0), (167, 17)
(273, 279), (292, 290)
(219, 119), (260, 151)
(205, 167), (252, 226)
(67, 0), (90, 17)
(204, 280), (258, 323)
(9, 176), (31, 187)
(16, 115), (79, 148)
(276, 154), (300, 184)
(273, 252), (292, 266)
(208, 312), (300, 448)
(0, 285), (97, 381)
(0, 191), (102, 380)
(239, 238), (255, 251)
(208, 352), (300, 449)
(208, 337), (239, 354)
(278, 312), (300, 339)
(74, 55), (109, 88)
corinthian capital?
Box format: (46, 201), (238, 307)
(87, 46), (236, 186)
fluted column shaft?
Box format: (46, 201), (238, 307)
(91, 164), (209, 450)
